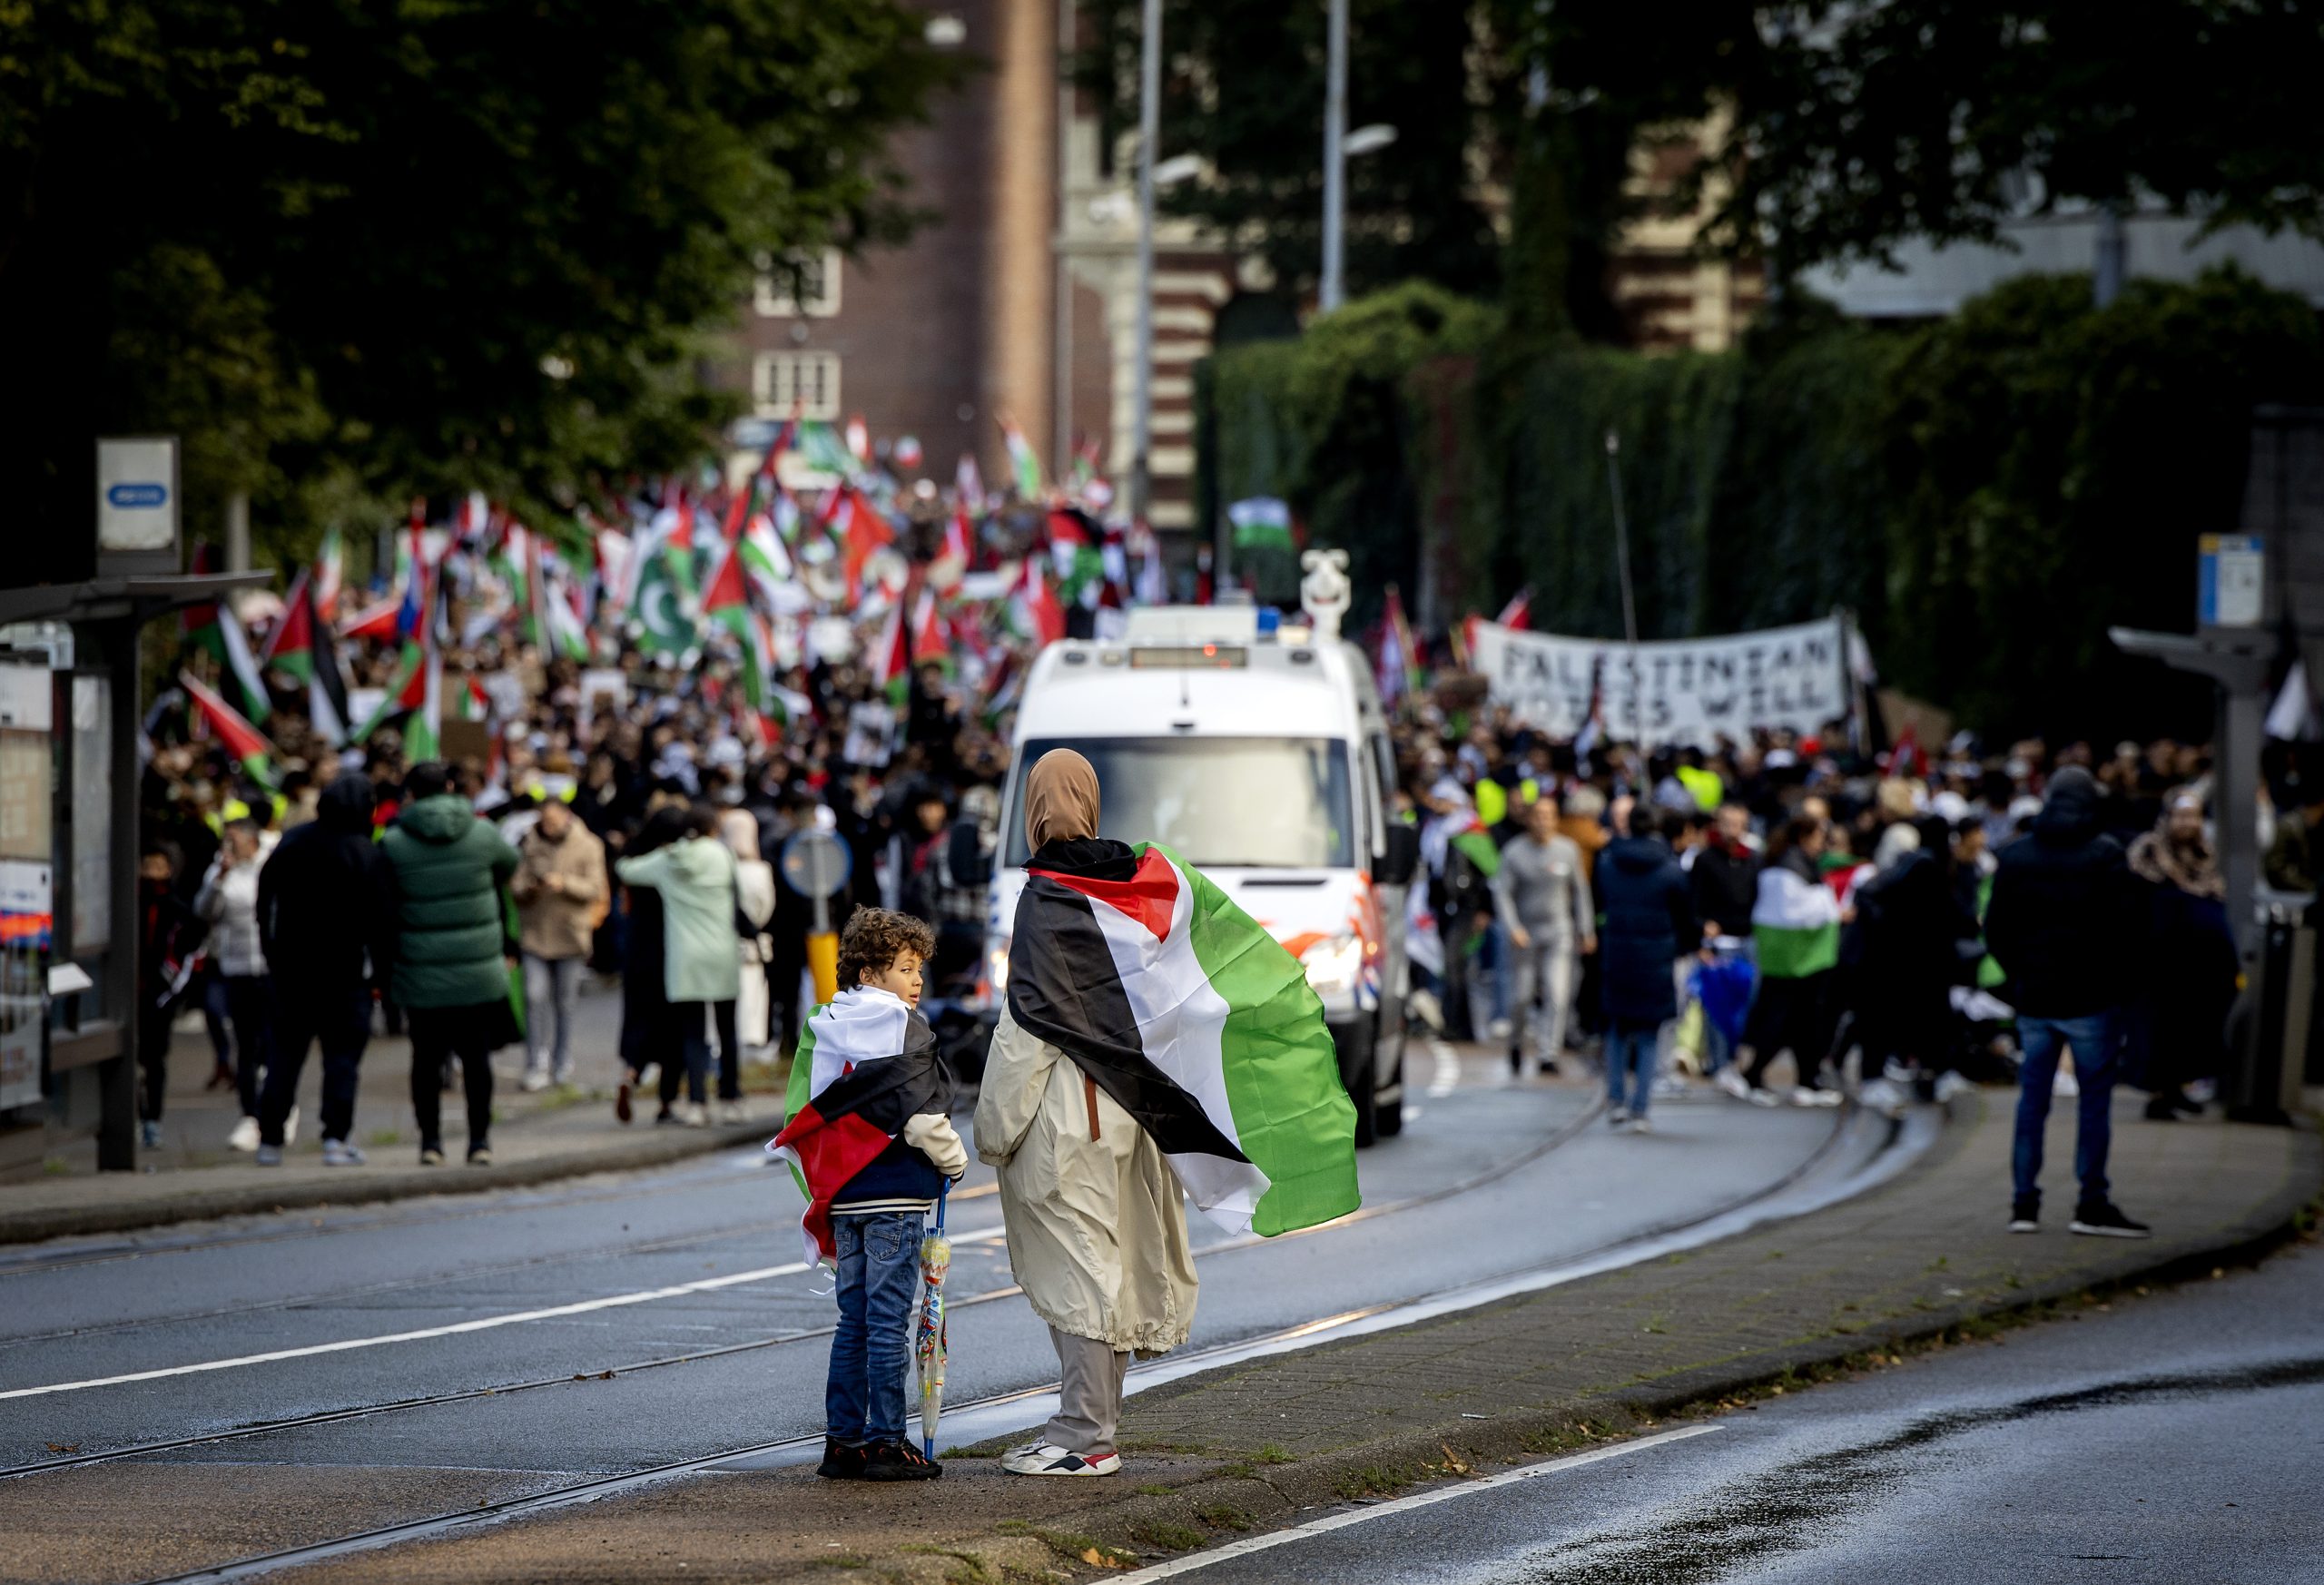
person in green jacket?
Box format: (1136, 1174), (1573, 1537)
(379, 763), (522, 1165)
(615, 806), (743, 1126)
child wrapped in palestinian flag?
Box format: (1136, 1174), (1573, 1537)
(770, 909), (966, 1483)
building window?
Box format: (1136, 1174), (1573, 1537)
(754, 249), (842, 318)
(754, 351), (842, 420)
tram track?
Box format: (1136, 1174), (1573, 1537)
(2, 1091), (1606, 1481)
(123, 1098), (1915, 1585)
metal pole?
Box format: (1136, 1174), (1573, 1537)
(224, 490), (251, 573)
(2093, 202), (2127, 309)
(1320, 0), (1348, 312)
(1605, 429), (1643, 747)
(1131, 0), (1161, 524)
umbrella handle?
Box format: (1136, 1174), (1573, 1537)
(934, 1177), (949, 1236)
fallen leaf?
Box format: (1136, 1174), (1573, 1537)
(1440, 1442), (1475, 1477)
(1080, 1547), (1126, 1570)
(45, 1443), (79, 1454)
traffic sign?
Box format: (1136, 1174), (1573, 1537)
(781, 828), (852, 901)
(95, 437), (179, 554)
(2199, 533), (2264, 628)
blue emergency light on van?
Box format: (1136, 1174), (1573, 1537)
(106, 482), (169, 508)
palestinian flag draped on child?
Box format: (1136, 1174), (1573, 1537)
(771, 984), (953, 1264)
(1007, 825), (1361, 1238)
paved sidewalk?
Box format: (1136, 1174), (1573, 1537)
(0, 984), (783, 1245)
(284, 1088), (2320, 1583)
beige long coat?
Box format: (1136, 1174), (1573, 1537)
(973, 1007), (1198, 1354)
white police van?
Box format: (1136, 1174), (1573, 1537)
(970, 587), (1419, 1144)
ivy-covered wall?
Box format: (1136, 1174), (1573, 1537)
(1196, 269), (2324, 739)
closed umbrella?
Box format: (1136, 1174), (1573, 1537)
(916, 1181), (953, 1459)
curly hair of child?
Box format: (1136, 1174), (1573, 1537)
(836, 909), (937, 990)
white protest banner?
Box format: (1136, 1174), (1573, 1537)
(1472, 615), (1850, 747)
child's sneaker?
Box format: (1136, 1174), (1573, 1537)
(815, 1438), (869, 1481)
(862, 1441), (942, 1482)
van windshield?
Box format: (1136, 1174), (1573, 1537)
(1005, 736), (1355, 870)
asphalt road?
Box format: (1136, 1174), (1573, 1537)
(1159, 1234), (2324, 1585)
(0, 1046), (1852, 1582)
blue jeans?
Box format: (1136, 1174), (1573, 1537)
(1607, 1023), (1659, 1117)
(2013, 1013), (2115, 1208)
(825, 1210), (922, 1444)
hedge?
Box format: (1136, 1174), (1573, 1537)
(1196, 267), (2324, 739)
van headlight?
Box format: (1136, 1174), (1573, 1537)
(1301, 932), (1364, 999)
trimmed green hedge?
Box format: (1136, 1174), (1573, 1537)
(1197, 268), (2324, 738)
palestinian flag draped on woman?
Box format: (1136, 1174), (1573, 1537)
(1008, 842), (1360, 1237)
(770, 989), (951, 1264)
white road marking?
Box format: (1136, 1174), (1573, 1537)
(1425, 1037), (1462, 1098)
(1106, 1424), (1723, 1582)
(0, 1227), (1007, 1403)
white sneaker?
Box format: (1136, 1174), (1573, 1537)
(1746, 1086), (1782, 1108)
(1934, 1071), (1974, 1104)
(520, 1069), (551, 1093)
(552, 1064), (576, 1087)
(678, 1101), (710, 1127)
(321, 1139), (367, 1167)
(1486, 1017), (1513, 1042)
(1714, 1068), (1752, 1102)
(716, 1100), (746, 1125)
(226, 1116), (261, 1152)
(1624, 1114), (1652, 1135)
(1000, 1442), (1120, 1477)
(2053, 1065), (2079, 1098)
(1608, 1106), (1631, 1129)
(283, 1106), (300, 1146)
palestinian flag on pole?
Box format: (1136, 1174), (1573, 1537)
(769, 989), (950, 1264)
(866, 592), (911, 704)
(180, 670), (278, 788)
(1006, 842), (1360, 1236)
(999, 416), (1044, 500)
(189, 596), (271, 724)
(313, 527), (345, 621)
(262, 571), (350, 744)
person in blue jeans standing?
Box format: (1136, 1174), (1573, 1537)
(774, 910), (968, 1483)
(1984, 767), (2152, 1238)
(1592, 807), (1699, 1134)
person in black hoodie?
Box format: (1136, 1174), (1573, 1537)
(135, 839), (205, 1149)
(1593, 806), (1699, 1133)
(254, 773), (398, 1166)
(1689, 802), (1760, 947)
(1984, 766), (2150, 1238)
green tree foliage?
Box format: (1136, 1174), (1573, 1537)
(1701, 1), (2324, 274)
(1200, 269), (2324, 739)
(1, 0), (954, 554)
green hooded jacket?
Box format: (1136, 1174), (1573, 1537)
(380, 793), (521, 1009)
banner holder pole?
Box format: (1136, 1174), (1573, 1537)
(1603, 429), (1644, 752)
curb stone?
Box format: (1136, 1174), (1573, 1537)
(0, 1121), (771, 1247)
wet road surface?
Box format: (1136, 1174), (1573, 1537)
(0, 1048), (1854, 1583)
(1157, 1233), (2324, 1584)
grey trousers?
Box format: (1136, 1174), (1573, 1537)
(1043, 1326), (1130, 1456)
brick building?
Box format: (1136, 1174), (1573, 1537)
(725, 0), (1243, 545)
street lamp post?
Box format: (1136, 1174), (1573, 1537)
(1131, 0), (1162, 524)
(1320, 0), (1348, 312)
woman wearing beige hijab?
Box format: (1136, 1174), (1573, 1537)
(973, 749), (1199, 1478)
(720, 810), (779, 1100)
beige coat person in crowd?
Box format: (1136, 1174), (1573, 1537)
(973, 749), (1197, 1478)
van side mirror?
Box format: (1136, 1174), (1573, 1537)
(1377, 822), (1421, 887)
(949, 817), (992, 888)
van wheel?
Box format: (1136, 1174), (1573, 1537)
(1343, 1022), (1380, 1148)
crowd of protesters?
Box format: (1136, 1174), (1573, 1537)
(137, 611), (1011, 1167)
(1393, 709), (2257, 1234)
(133, 510), (2259, 1238)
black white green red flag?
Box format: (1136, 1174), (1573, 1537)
(1006, 842), (1360, 1236)
(769, 989), (950, 1264)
